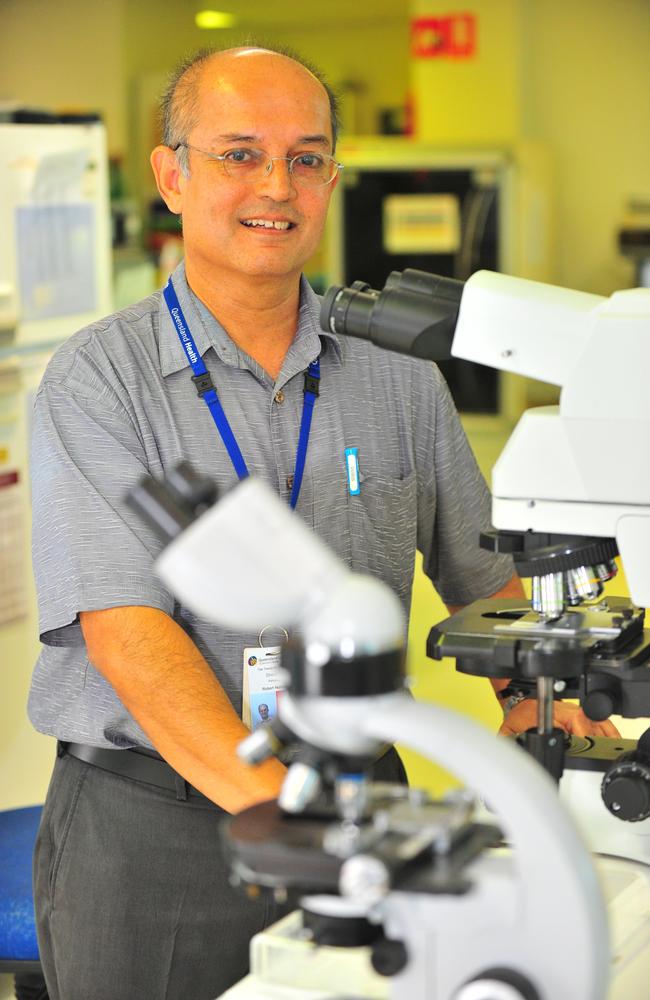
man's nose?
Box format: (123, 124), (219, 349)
(255, 157), (297, 200)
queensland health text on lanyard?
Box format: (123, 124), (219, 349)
(163, 277), (320, 508)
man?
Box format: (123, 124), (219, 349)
(28, 45), (617, 1000)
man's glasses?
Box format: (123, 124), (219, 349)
(173, 143), (343, 187)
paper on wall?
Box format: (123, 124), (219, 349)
(16, 203), (97, 321)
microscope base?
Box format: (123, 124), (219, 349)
(218, 854), (650, 1000)
(561, 768), (650, 865)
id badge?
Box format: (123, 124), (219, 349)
(242, 643), (285, 730)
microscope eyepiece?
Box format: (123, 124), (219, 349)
(320, 281), (380, 340)
(320, 269), (464, 361)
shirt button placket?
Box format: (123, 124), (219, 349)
(271, 385), (290, 497)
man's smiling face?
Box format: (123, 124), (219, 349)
(163, 50), (338, 285)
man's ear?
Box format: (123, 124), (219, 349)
(326, 168), (341, 200)
(150, 145), (184, 215)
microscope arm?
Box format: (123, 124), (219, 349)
(360, 696), (609, 1000)
(280, 688), (612, 999)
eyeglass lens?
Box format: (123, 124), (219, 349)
(222, 149), (338, 186)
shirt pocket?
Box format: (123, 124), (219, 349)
(348, 470), (418, 610)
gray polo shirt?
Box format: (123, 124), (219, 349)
(28, 261), (512, 748)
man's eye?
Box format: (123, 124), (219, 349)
(294, 153), (324, 169)
(224, 149), (257, 164)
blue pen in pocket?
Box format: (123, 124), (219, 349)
(345, 447), (360, 495)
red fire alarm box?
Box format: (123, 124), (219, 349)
(411, 13), (477, 59)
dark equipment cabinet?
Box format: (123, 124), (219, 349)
(341, 165), (502, 414)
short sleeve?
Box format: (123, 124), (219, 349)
(31, 373), (174, 647)
(416, 365), (514, 606)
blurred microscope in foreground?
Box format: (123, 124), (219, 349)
(130, 260), (650, 1000)
(130, 465), (616, 1000)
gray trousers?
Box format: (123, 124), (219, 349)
(34, 746), (407, 1000)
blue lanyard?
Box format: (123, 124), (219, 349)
(163, 277), (320, 509)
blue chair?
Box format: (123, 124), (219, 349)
(0, 806), (48, 999)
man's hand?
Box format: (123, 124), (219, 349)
(453, 576), (622, 741)
(499, 699), (621, 738)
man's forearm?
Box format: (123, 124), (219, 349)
(80, 605), (286, 813)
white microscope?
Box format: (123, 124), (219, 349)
(325, 268), (650, 862)
(127, 269), (650, 1000)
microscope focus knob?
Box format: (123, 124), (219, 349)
(602, 753), (650, 822)
(453, 967), (540, 1000)
(370, 937), (409, 978)
(582, 687), (618, 722)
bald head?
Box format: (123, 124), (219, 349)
(160, 45), (340, 173)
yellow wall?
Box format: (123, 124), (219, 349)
(0, 0), (127, 154)
(522, 0), (650, 293)
(409, 0), (650, 294)
(411, 0), (522, 144)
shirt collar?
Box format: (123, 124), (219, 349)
(158, 262), (343, 378)
(158, 261), (237, 377)
(285, 276), (344, 375)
